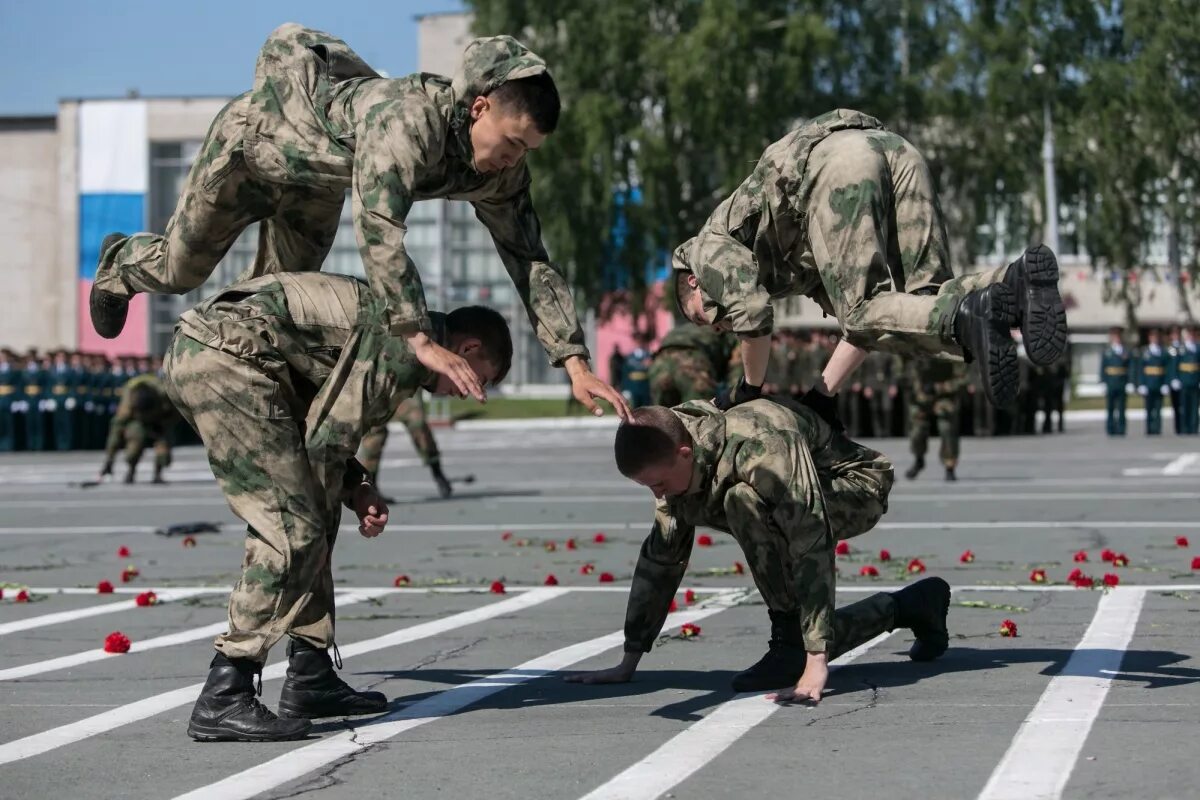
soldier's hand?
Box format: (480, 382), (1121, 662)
(409, 333), (486, 402)
(1137, 385), (1148, 396)
(767, 652), (828, 705)
(353, 484), (389, 538)
(799, 388), (845, 433)
(713, 377), (762, 411)
(567, 358), (631, 420)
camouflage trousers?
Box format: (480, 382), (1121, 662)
(162, 338), (341, 663)
(358, 395), (440, 477)
(92, 93), (345, 300)
(726, 432), (894, 650)
(909, 395), (961, 466)
(807, 129), (1008, 360)
(108, 419), (172, 469)
(649, 349), (718, 406)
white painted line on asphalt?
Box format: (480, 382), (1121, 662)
(0, 525), (161, 535)
(168, 594), (744, 800)
(579, 629), (897, 800)
(486, 491), (1200, 504)
(0, 589), (395, 682)
(0, 588), (567, 767)
(977, 587), (1147, 800)
(1161, 452), (1199, 476)
(0, 588), (223, 637)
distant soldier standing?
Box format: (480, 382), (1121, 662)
(905, 358), (968, 481)
(1100, 327), (1131, 436)
(1173, 326), (1200, 435)
(1137, 328), (1171, 436)
(358, 395), (452, 499)
(0, 350), (16, 452)
(622, 335), (654, 408)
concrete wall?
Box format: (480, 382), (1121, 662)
(0, 118), (61, 352)
(417, 12), (473, 77)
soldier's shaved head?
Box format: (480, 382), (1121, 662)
(614, 406), (692, 479)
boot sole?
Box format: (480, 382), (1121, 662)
(187, 721), (311, 742)
(1019, 245), (1068, 367)
(276, 703), (387, 720)
(89, 233), (130, 340)
(981, 285), (1020, 409)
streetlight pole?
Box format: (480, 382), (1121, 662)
(1033, 63), (1059, 253)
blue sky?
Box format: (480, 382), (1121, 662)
(0, 0), (465, 115)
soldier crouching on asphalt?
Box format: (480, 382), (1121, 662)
(162, 271), (512, 742)
(100, 373), (177, 484)
(566, 400), (950, 703)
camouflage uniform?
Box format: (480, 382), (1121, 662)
(162, 272), (433, 663)
(103, 374), (177, 481)
(673, 109), (1009, 360)
(358, 395), (440, 474)
(648, 325), (736, 406)
(907, 358), (968, 469)
(623, 398), (894, 655)
(860, 350), (897, 437)
(94, 24), (586, 365)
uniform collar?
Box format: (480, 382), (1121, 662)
(670, 401), (727, 497)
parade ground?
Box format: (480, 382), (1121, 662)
(1, 420), (1198, 800)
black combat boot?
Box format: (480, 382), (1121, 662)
(152, 462), (167, 484)
(187, 652), (312, 742)
(430, 461), (453, 499)
(89, 233), (131, 340)
(952, 284), (1019, 408)
(123, 465), (136, 484)
(730, 610), (808, 692)
(890, 577), (951, 662)
(277, 638), (388, 719)
(944, 465), (957, 482)
(1003, 244), (1068, 367)
(905, 456), (925, 480)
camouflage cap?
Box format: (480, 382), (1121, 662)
(450, 35), (549, 130)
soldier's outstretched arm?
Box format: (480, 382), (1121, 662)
(351, 100), (484, 402)
(473, 179), (630, 420)
(565, 503), (695, 684)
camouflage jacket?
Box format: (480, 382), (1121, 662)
(104, 375), (176, 458)
(672, 109), (884, 337)
(623, 398), (890, 653)
(907, 357), (968, 402)
(656, 324), (737, 376)
(243, 23), (586, 365)
(176, 272), (432, 489)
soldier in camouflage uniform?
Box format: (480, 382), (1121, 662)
(100, 373), (177, 484)
(90, 23), (624, 418)
(357, 394), (451, 499)
(671, 108), (1068, 418)
(905, 358), (968, 482)
(163, 271), (512, 742)
(648, 324), (737, 406)
(566, 401), (950, 701)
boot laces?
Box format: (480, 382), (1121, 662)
(331, 642), (343, 671)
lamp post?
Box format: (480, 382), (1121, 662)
(1032, 63), (1059, 254)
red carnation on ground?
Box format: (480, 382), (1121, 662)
(1101, 548), (1116, 563)
(501, 531), (513, 542)
(1176, 536), (1189, 548)
(135, 591), (158, 607)
(835, 541), (851, 556)
(16, 589), (30, 603)
(1072, 574), (1095, 589)
(579, 563), (595, 575)
(1029, 568), (1047, 584)
(515, 538), (529, 548)
(960, 550), (976, 564)
(97, 580), (114, 594)
(679, 623), (701, 638)
(544, 541), (557, 552)
(733, 561), (745, 575)
(103, 632), (131, 653)
(121, 565), (139, 582)
(684, 589), (696, 605)
(1192, 556), (1200, 571)
(859, 565), (879, 577)
(1111, 553), (1129, 567)
(489, 580), (506, 594)
(598, 572), (615, 583)
(544, 574), (559, 586)
(593, 532), (607, 544)
(668, 599), (679, 613)
(117, 546), (131, 558)
(696, 534), (714, 547)
(393, 575), (410, 587)
(1067, 567), (1084, 582)
(565, 538), (577, 550)
(879, 549), (892, 562)
(907, 558), (926, 574)
(182, 535), (197, 548)
(1102, 573), (1120, 588)
(999, 619), (1018, 637)
(1073, 550), (1088, 563)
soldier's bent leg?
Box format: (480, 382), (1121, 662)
(93, 95), (277, 301)
(123, 420), (147, 484)
(245, 183), (345, 279)
(907, 402), (930, 478)
(164, 341), (335, 663)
